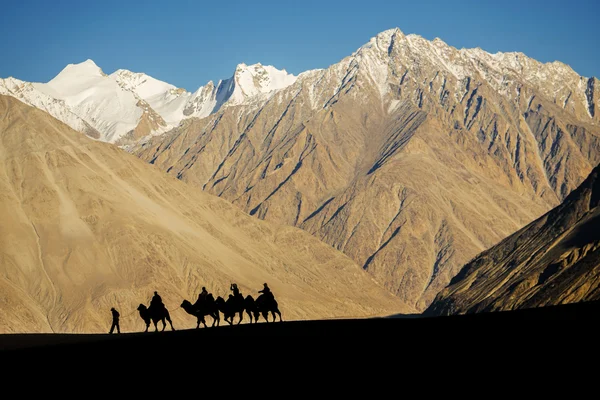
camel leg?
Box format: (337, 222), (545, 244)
(196, 318), (200, 329)
(276, 310), (282, 321)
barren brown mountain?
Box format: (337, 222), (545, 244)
(0, 94), (412, 334)
(131, 28), (600, 310)
(425, 163), (600, 315)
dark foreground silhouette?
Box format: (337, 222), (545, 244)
(181, 296), (221, 328)
(137, 303), (175, 332)
(180, 284), (283, 328)
(2, 299), (599, 361)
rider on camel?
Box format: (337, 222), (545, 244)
(230, 283), (241, 298)
(258, 283), (273, 300)
(196, 286), (209, 308)
(198, 286), (209, 302)
(150, 291), (164, 312)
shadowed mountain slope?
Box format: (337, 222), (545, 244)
(426, 164), (600, 316)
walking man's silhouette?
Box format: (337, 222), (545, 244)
(109, 307), (120, 334)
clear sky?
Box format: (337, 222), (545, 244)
(1, 0), (598, 91)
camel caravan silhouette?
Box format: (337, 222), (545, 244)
(128, 283), (282, 333)
(180, 283), (283, 329)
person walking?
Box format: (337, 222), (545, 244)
(109, 307), (121, 334)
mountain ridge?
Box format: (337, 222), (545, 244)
(1, 27), (597, 147)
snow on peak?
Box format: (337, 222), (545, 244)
(359, 27), (405, 56)
(53, 59), (105, 80)
(110, 69), (176, 99)
(0, 76), (101, 139)
(432, 37), (449, 47)
(46, 59), (109, 97)
(375, 27), (404, 42)
(230, 63), (297, 103)
(39, 60), (149, 142)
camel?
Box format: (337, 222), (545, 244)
(255, 293), (283, 322)
(242, 295), (261, 323)
(180, 294), (220, 328)
(215, 294), (249, 325)
(214, 294), (280, 324)
(137, 303), (175, 332)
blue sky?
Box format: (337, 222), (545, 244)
(1, 0), (598, 91)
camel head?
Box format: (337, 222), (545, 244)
(181, 300), (191, 308)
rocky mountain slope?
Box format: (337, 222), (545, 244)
(425, 163), (600, 315)
(0, 95), (411, 333)
(131, 28), (600, 310)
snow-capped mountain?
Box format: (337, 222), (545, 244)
(121, 62), (298, 126)
(0, 76), (101, 139)
(1, 59), (298, 145)
(38, 59), (161, 144)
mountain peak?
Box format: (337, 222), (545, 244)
(376, 27), (404, 40)
(69, 58), (98, 67)
(229, 62), (297, 103)
(82, 58), (98, 66)
(234, 62), (273, 74)
(109, 68), (176, 99)
(49, 59), (106, 86)
(432, 37), (447, 46)
(356, 27), (407, 58)
(64, 59), (104, 75)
